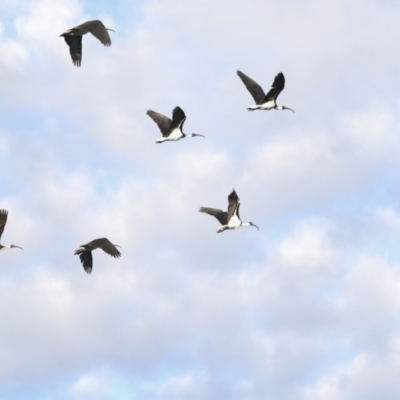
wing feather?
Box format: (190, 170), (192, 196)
(75, 20), (112, 46)
(170, 107), (186, 130)
(0, 209), (8, 241)
(199, 207), (228, 226)
(79, 251), (93, 274)
(147, 110), (172, 136)
(264, 72), (285, 102)
(227, 190), (240, 222)
(85, 238), (121, 258)
(64, 35), (82, 66)
(237, 70), (266, 105)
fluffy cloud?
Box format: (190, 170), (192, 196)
(1, 0), (400, 399)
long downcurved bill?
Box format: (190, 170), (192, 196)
(284, 107), (295, 113)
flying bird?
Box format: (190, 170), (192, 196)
(237, 70), (294, 112)
(60, 20), (114, 67)
(199, 190), (259, 233)
(0, 210), (23, 251)
(74, 238), (121, 274)
(147, 106), (205, 143)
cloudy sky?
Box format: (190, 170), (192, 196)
(1, 0), (400, 399)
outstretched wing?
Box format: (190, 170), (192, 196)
(264, 72), (285, 102)
(86, 238), (121, 258)
(199, 207), (228, 226)
(75, 20), (112, 46)
(79, 251), (93, 274)
(237, 70), (266, 105)
(147, 110), (172, 136)
(64, 35), (82, 67)
(0, 209), (8, 241)
(227, 190), (240, 222)
(170, 106), (186, 130)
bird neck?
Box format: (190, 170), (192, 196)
(0, 245), (11, 251)
(241, 222), (251, 227)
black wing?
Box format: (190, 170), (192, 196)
(0, 209), (8, 241)
(199, 207), (228, 226)
(64, 35), (82, 67)
(79, 251), (93, 274)
(264, 72), (285, 102)
(86, 238), (121, 258)
(237, 70), (265, 105)
(170, 107), (186, 131)
(227, 190), (240, 222)
(147, 110), (172, 136)
(74, 20), (112, 46)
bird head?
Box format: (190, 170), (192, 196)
(11, 244), (23, 250)
(59, 30), (71, 37)
(189, 133), (206, 138)
(281, 106), (295, 112)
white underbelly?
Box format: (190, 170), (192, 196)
(260, 100), (275, 109)
(227, 215), (241, 229)
(168, 128), (183, 140)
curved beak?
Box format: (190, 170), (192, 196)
(250, 222), (260, 231)
(107, 28), (116, 32)
(11, 245), (24, 250)
(114, 245), (122, 248)
(284, 106), (295, 113)
(192, 134), (206, 138)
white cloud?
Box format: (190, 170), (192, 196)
(340, 110), (397, 154)
(303, 338), (400, 400)
(376, 207), (400, 229)
(14, 0), (83, 43)
(1, 0), (400, 399)
(275, 221), (336, 272)
(0, 135), (9, 156)
(70, 369), (115, 400)
(0, 39), (29, 68)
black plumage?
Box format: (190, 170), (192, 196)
(147, 106), (186, 137)
(74, 238), (121, 274)
(60, 20), (114, 67)
(237, 70), (293, 112)
(146, 106), (205, 143)
(199, 190), (241, 226)
(0, 209), (23, 251)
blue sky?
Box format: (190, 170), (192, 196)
(1, 0), (400, 399)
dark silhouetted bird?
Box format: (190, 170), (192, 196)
(74, 238), (121, 274)
(147, 106), (205, 143)
(0, 210), (23, 251)
(200, 190), (259, 233)
(237, 70), (294, 112)
(60, 20), (114, 67)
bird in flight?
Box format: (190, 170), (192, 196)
(147, 106), (205, 143)
(0, 210), (23, 251)
(60, 20), (114, 67)
(199, 190), (259, 233)
(74, 238), (121, 274)
(237, 70), (294, 112)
